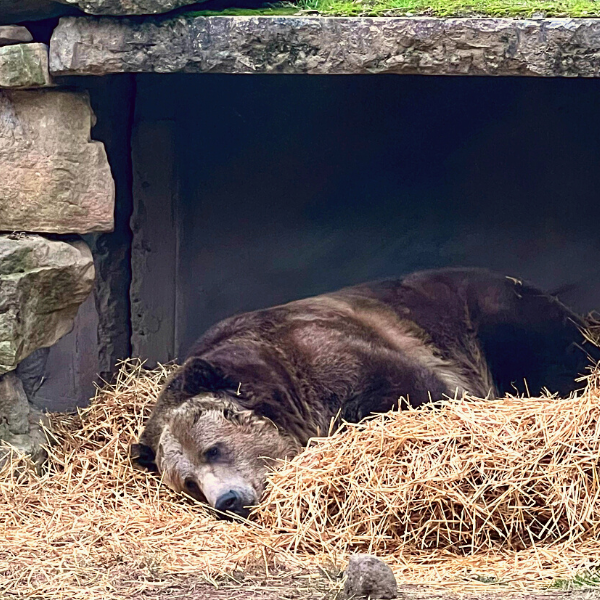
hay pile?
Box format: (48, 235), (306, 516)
(259, 381), (600, 554)
(0, 362), (284, 599)
(2, 360), (600, 597)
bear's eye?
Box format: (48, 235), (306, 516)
(203, 445), (221, 462)
(184, 478), (203, 499)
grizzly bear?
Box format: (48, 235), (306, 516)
(131, 268), (599, 519)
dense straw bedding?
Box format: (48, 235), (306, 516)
(260, 378), (600, 553)
(2, 360), (600, 598)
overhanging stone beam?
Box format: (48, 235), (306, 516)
(49, 16), (600, 77)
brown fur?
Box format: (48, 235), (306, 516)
(153, 396), (299, 515)
(133, 268), (599, 516)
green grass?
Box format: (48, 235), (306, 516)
(298, 0), (600, 16)
(551, 569), (600, 590)
(184, 0), (600, 18)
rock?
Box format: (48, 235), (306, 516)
(0, 0), (198, 23)
(0, 89), (114, 233)
(0, 371), (47, 470)
(0, 372), (30, 435)
(50, 16), (600, 78)
(0, 26), (33, 46)
(58, 0), (200, 16)
(0, 235), (95, 374)
(0, 1), (71, 26)
(0, 404), (48, 470)
(0, 43), (52, 88)
(344, 555), (398, 599)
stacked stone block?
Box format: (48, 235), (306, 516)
(0, 23), (115, 466)
(0, 0), (202, 20)
(0, 26), (52, 88)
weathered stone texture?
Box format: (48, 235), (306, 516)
(50, 16), (600, 77)
(0, 372), (29, 436)
(59, 0), (198, 16)
(344, 554), (398, 599)
(0, 89), (115, 233)
(0, 0), (198, 23)
(0, 235), (95, 374)
(0, 370), (48, 468)
(0, 43), (52, 88)
(0, 26), (33, 46)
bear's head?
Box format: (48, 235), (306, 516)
(132, 357), (300, 519)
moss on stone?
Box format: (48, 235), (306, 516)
(183, 0), (600, 17)
(0, 43), (50, 88)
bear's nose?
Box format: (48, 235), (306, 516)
(215, 490), (249, 519)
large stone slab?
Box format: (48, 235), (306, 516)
(0, 43), (52, 88)
(0, 235), (95, 374)
(0, 89), (114, 233)
(50, 16), (600, 77)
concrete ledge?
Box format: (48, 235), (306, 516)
(49, 16), (600, 77)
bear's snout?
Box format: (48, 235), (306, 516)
(215, 490), (250, 519)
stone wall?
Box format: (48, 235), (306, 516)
(49, 17), (600, 78)
(20, 75), (135, 411)
(0, 236), (95, 374)
(0, 25), (115, 463)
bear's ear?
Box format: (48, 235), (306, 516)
(179, 357), (237, 396)
(130, 443), (158, 472)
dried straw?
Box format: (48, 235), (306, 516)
(2, 359), (600, 598)
(259, 380), (600, 554)
(0, 361), (286, 599)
